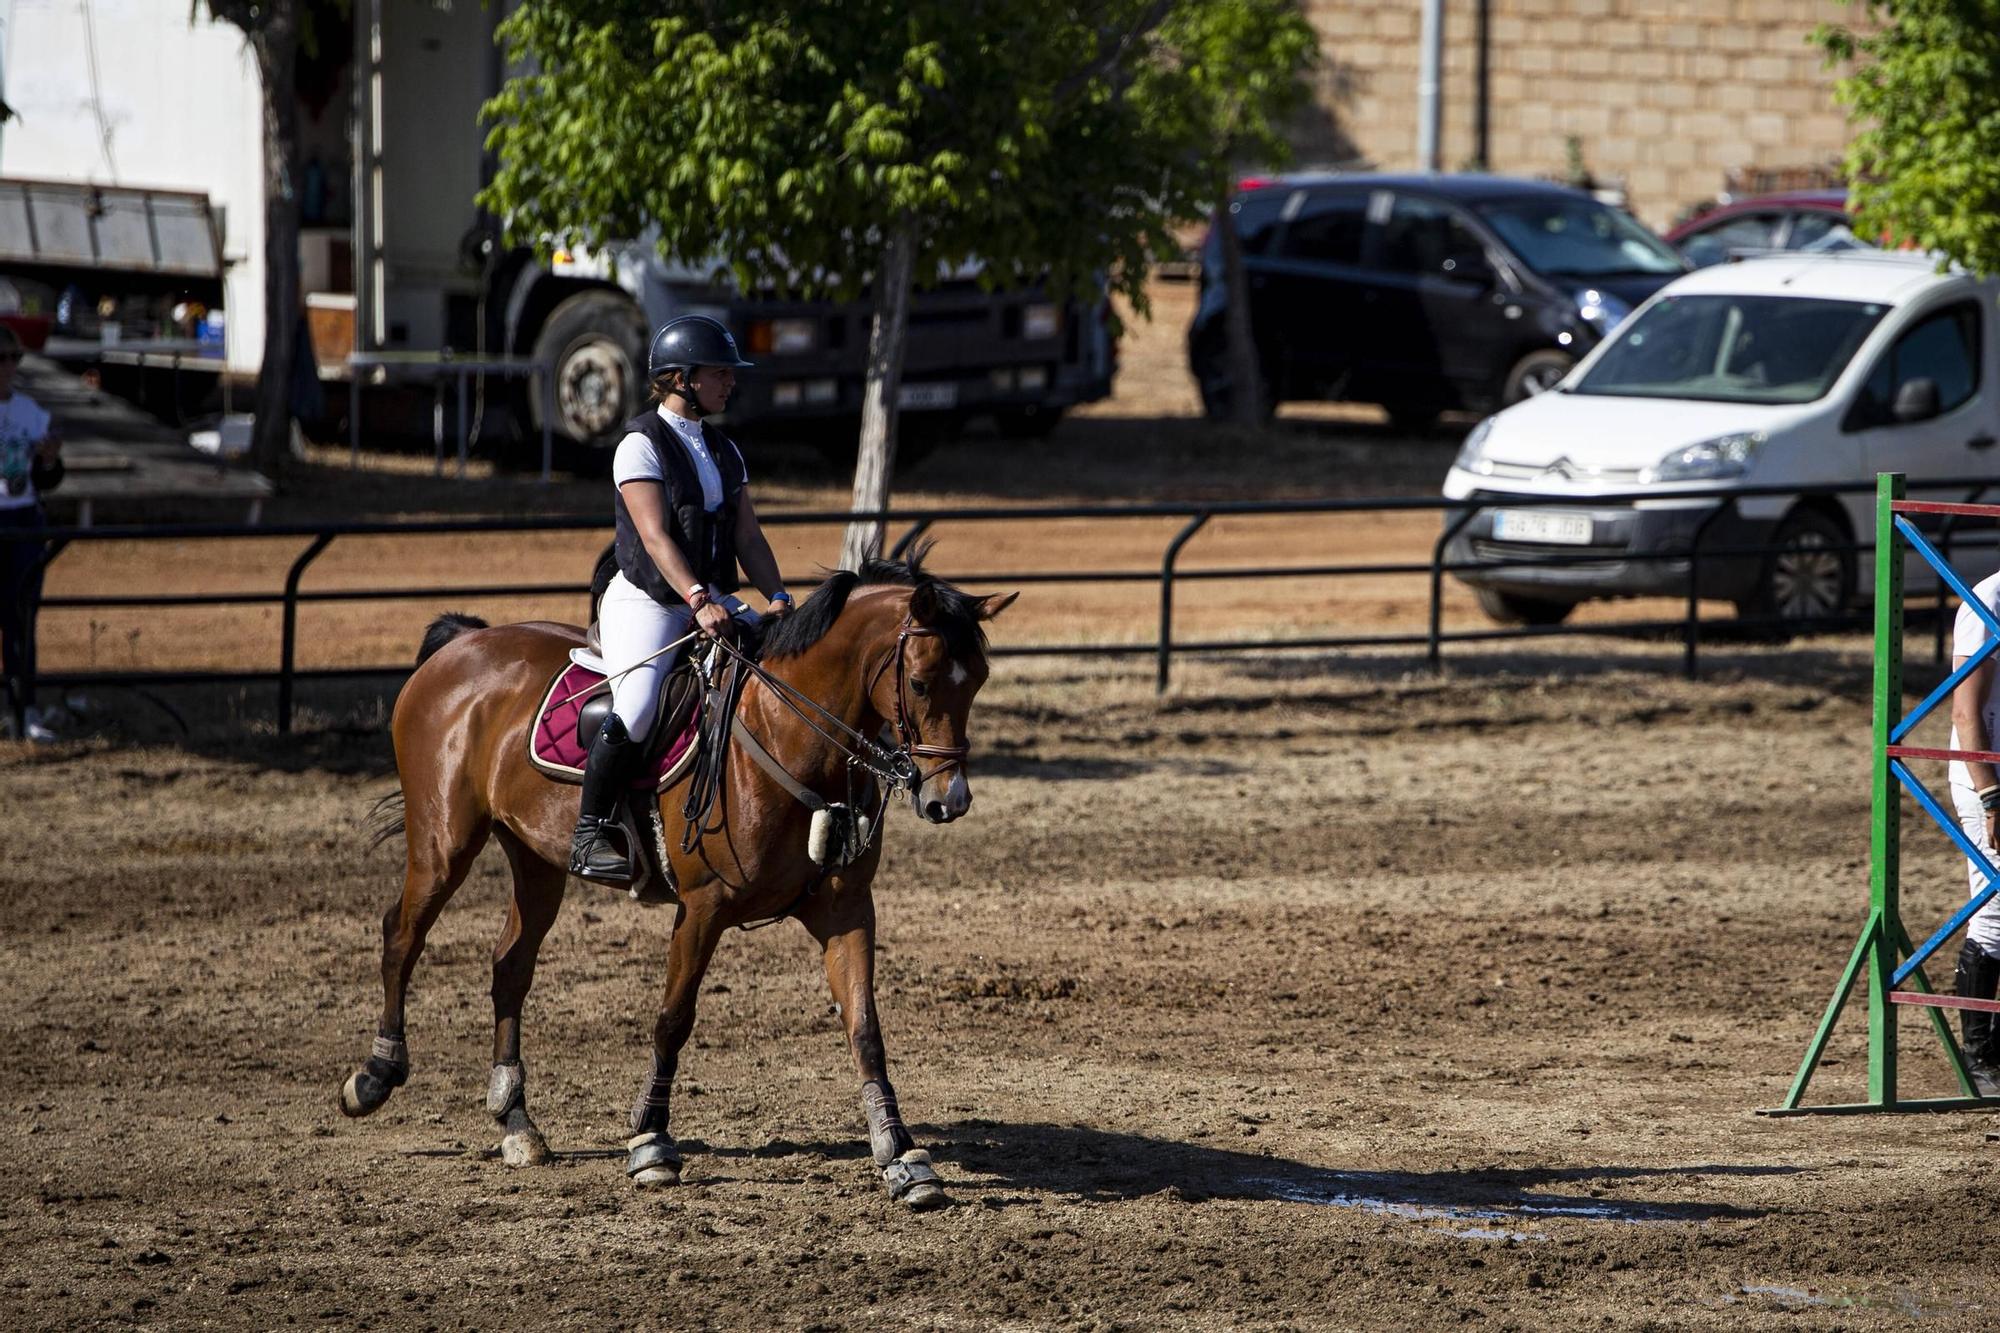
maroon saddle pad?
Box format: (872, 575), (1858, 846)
(527, 661), (701, 789)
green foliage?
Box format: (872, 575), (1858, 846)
(1816, 0), (2000, 274)
(479, 1), (1316, 319)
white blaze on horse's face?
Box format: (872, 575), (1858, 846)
(903, 642), (985, 826)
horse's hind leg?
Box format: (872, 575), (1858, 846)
(486, 830), (566, 1166)
(339, 807), (491, 1118)
(802, 883), (946, 1210)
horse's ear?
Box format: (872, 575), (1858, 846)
(975, 591), (1019, 621)
(908, 580), (940, 624)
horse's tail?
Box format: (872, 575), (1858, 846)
(363, 790), (406, 852)
(416, 612), (489, 666)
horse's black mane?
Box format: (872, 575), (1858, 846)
(761, 542), (987, 661)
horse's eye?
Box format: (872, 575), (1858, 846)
(910, 679), (929, 698)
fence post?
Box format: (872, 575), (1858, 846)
(278, 533), (336, 734)
(1157, 512), (1209, 694)
(1428, 502), (1482, 671)
(540, 363), (554, 484)
(1866, 472), (1906, 1105)
(1683, 500), (1730, 681)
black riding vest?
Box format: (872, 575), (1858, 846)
(612, 410), (746, 606)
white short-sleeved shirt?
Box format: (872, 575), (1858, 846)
(1949, 568), (2000, 796)
(611, 405), (743, 511)
(0, 391), (52, 511)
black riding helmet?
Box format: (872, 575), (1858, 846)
(647, 314), (755, 379)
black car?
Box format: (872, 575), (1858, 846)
(1188, 173), (1689, 427)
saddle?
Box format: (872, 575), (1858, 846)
(527, 650), (704, 790)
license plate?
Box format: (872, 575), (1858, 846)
(1493, 510), (1593, 545)
(897, 382), (958, 411)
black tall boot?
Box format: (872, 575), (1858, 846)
(570, 715), (640, 883)
(1953, 938), (2000, 1097)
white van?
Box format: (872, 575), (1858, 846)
(1442, 252), (2000, 625)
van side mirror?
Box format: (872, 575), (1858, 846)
(1892, 377), (1941, 423)
(1441, 251), (1493, 286)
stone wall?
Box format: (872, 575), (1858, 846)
(1295, 0), (1855, 229)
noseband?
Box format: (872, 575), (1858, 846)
(866, 616), (970, 786)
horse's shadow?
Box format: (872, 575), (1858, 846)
(707, 1122), (1794, 1225)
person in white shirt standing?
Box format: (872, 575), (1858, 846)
(1948, 566), (2000, 1095)
(569, 314), (795, 884)
(0, 325), (63, 743)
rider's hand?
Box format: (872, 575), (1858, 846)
(695, 600), (732, 638)
(1986, 808), (1998, 854)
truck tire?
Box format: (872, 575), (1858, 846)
(528, 291), (648, 445)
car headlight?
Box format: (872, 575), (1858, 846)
(1453, 416), (1498, 475)
(1578, 288), (1631, 332)
(1640, 431), (1766, 483)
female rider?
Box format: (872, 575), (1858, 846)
(570, 314), (793, 884)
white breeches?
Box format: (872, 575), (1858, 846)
(1951, 784), (2000, 960)
(598, 572), (755, 739)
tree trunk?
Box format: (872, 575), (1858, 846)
(840, 219), (917, 571)
(249, 3), (303, 482)
(1217, 195), (1263, 426)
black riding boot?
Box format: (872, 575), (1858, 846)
(570, 715), (640, 883)
(1953, 938), (2000, 1097)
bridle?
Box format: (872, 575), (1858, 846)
(710, 611), (970, 798)
(863, 615), (970, 788)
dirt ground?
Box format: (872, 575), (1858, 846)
(6, 639), (2000, 1331)
(9, 278), (2000, 1329)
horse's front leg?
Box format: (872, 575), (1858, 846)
(805, 886), (946, 1210)
(624, 894), (726, 1188)
(487, 832), (566, 1166)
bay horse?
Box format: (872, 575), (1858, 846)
(337, 551), (1014, 1208)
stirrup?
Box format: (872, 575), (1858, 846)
(569, 817), (634, 884)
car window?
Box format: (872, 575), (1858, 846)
(1475, 196), (1684, 278)
(1379, 196), (1488, 278)
(1785, 210), (1870, 254)
(1679, 213), (1785, 268)
(1227, 191), (1291, 257)
(1573, 294), (1888, 405)
(1850, 302), (1981, 428)
(1278, 191), (1368, 265)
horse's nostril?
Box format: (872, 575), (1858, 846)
(924, 801), (948, 822)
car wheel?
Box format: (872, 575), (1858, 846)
(1502, 349), (1575, 404)
(1474, 587), (1578, 626)
(528, 291), (648, 445)
(1734, 508), (1853, 630)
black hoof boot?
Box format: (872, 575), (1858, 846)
(570, 715), (640, 884)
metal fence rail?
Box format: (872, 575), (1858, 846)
(10, 475), (2000, 733)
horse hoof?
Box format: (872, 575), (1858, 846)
(626, 1131), (682, 1188)
(900, 1180), (947, 1211)
(340, 1070), (392, 1119)
(500, 1130), (552, 1167)
(882, 1149), (948, 1210)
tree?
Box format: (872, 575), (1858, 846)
(480, 1), (1314, 566)
(200, 0), (304, 480)
(1816, 0), (2000, 274)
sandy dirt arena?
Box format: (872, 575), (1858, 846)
(6, 639), (2000, 1330)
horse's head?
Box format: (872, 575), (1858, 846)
(870, 578), (1017, 825)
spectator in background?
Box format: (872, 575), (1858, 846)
(1948, 565), (2000, 1095)
(0, 324), (63, 742)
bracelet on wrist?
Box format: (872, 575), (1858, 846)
(770, 590), (793, 606)
(1983, 790), (2000, 813)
